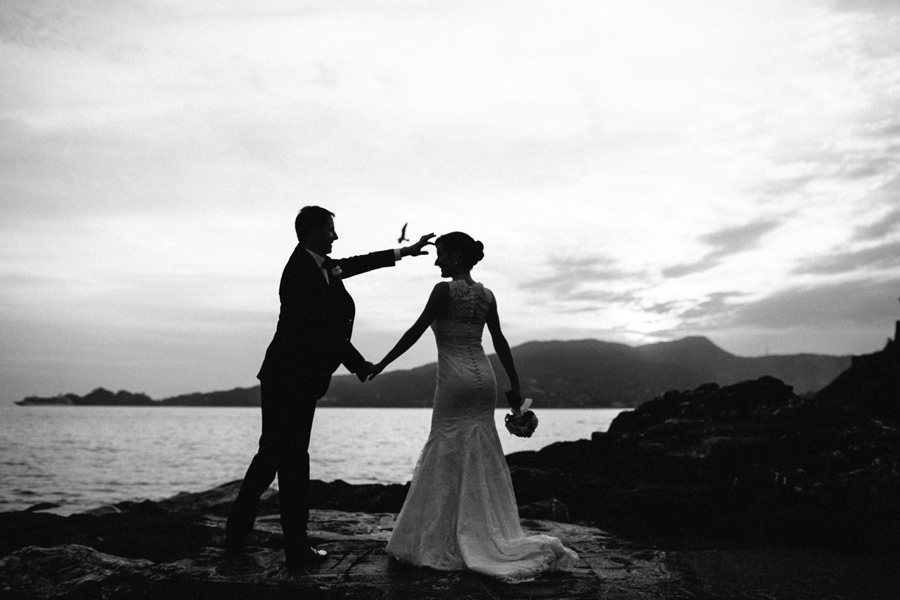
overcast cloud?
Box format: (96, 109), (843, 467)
(1, 0), (899, 403)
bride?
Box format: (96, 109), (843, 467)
(368, 232), (578, 583)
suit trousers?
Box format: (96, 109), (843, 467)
(225, 379), (322, 558)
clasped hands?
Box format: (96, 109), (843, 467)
(355, 361), (386, 382)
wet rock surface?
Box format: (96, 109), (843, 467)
(2, 480), (898, 600)
(0, 482), (699, 599)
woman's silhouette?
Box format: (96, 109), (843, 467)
(368, 232), (578, 582)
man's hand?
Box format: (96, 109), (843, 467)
(367, 362), (386, 381)
(400, 233), (436, 257)
(356, 361), (374, 382)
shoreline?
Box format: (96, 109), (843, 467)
(5, 343), (899, 597)
(3, 480), (899, 600)
(0, 480), (696, 599)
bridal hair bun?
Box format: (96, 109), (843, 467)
(472, 240), (485, 266)
(436, 232), (484, 269)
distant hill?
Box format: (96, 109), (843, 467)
(17, 337), (851, 408)
(323, 337), (852, 408)
(158, 387), (261, 407)
(634, 337), (852, 397)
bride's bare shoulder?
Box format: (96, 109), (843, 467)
(430, 281), (451, 299)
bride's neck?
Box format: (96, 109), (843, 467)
(452, 272), (476, 285)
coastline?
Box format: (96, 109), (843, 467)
(0, 480), (695, 599)
(3, 479), (898, 600)
(12, 336), (853, 409)
(5, 341), (898, 598)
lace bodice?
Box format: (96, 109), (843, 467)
(431, 280), (493, 343)
(430, 280), (494, 421)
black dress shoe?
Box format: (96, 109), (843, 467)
(285, 546), (328, 569)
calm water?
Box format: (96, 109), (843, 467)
(0, 405), (626, 515)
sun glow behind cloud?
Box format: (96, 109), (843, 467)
(1, 0), (899, 401)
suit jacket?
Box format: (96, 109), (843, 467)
(257, 246), (396, 395)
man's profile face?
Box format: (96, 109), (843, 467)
(306, 216), (338, 256)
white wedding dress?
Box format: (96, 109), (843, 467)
(386, 280), (578, 582)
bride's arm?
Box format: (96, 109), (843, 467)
(368, 282), (449, 379)
(486, 298), (522, 407)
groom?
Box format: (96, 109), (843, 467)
(225, 206), (432, 569)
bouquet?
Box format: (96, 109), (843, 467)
(504, 393), (538, 438)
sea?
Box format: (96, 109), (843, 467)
(0, 405), (627, 515)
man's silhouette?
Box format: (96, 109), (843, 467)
(225, 206), (432, 569)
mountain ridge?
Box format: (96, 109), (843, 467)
(16, 336), (853, 408)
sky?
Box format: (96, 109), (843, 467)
(1, 0), (899, 404)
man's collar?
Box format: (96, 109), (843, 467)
(306, 248), (326, 268)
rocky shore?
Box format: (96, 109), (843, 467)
(1, 480), (702, 599)
(508, 372), (900, 550)
(2, 339), (898, 599)
(3, 478), (899, 600)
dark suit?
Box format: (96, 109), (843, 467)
(226, 245), (396, 560)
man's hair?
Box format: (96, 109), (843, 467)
(295, 206), (335, 242)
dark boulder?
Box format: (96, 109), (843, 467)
(507, 369), (900, 550)
(816, 338), (900, 426)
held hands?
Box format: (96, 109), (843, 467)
(356, 361), (374, 383)
(400, 233), (436, 257)
(366, 362), (386, 381)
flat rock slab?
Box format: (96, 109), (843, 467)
(1, 509), (700, 599)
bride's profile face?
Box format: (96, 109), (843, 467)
(434, 244), (460, 278)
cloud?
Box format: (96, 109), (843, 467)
(828, 0), (900, 17)
(728, 278), (898, 329)
(662, 220), (782, 278)
(0, 1), (162, 57)
(794, 240), (900, 275)
(851, 172), (900, 241)
(519, 254), (635, 297)
(678, 291), (748, 322)
(854, 206), (900, 240)
(629, 292), (751, 341)
(646, 271), (894, 341)
(0, 2), (68, 49)
(661, 261), (713, 279)
(5, 0), (900, 400)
